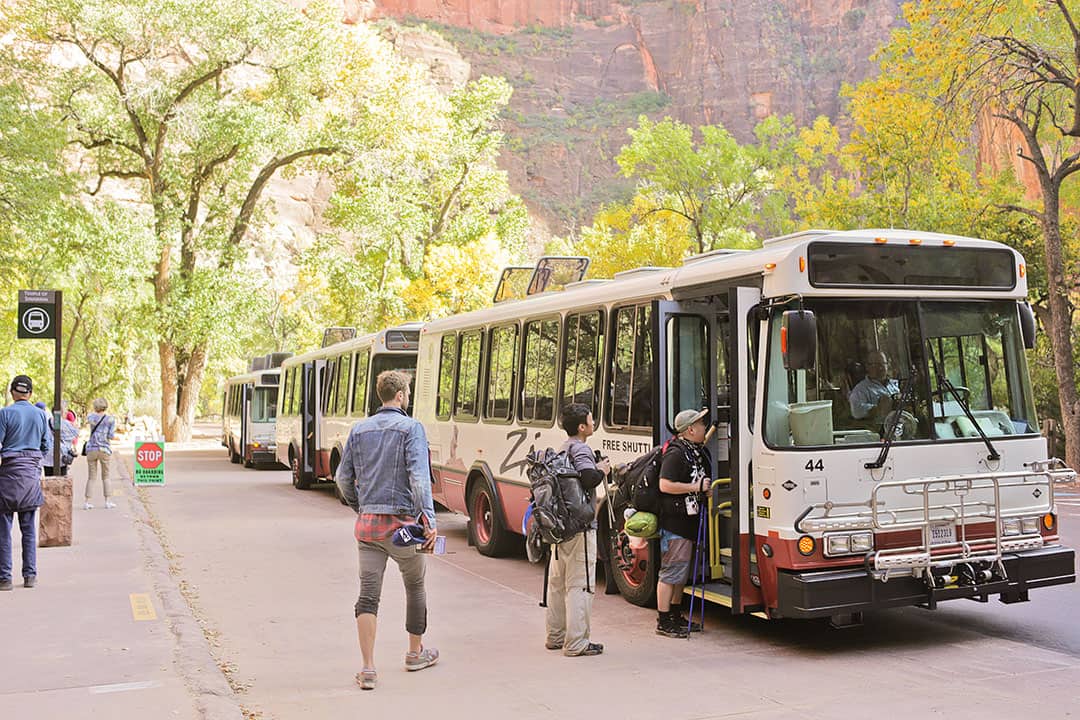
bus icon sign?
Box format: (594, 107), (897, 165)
(17, 291), (57, 339)
(22, 308), (49, 334)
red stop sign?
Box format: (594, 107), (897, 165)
(136, 444), (164, 469)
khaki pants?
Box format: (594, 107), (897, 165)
(85, 450), (112, 501)
(545, 529), (596, 656)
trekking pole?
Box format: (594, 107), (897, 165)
(687, 489), (708, 638)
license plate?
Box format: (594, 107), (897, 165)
(929, 523), (956, 546)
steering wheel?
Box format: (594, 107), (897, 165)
(882, 410), (919, 440)
(931, 385), (970, 403)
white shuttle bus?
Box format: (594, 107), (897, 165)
(222, 353), (290, 469)
(413, 231), (1075, 623)
(275, 324), (422, 492)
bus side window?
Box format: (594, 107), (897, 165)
(436, 335), (456, 421)
(521, 318), (559, 424)
(289, 367), (300, 417)
(351, 349), (370, 417)
(454, 331), (482, 420)
(335, 354), (351, 417)
(485, 324), (518, 421)
(561, 310), (604, 416)
(607, 304), (653, 430)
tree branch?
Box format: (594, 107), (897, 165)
(225, 146), (339, 257)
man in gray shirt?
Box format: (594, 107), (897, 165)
(545, 402), (609, 657)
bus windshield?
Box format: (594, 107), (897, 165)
(252, 387), (278, 423)
(763, 299), (1038, 449)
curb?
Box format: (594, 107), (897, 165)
(118, 452), (245, 720)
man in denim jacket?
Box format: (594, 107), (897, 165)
(336, 370), (438, 690)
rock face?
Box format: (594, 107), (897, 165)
(371, 0), (907, 233)
(39, 476), (72, 548)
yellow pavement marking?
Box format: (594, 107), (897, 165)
(129, 593), (158, 621)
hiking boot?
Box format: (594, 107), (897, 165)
(566, 642), (603, 657)
(355, 670), (377, 690)
(0, 579), (12, 591)
(656, 615), (689, 638)
(675, 614), (703, 632)
(23, 576), (36, 589)
(405, 646), (439, 671)
(83, 502), (94, 510)
(544, 640), (563, 651)
(104, 500), (117, 509)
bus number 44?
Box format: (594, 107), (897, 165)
(804, 459), (824, 472)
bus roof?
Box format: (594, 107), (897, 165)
(281, 322), (424, 367)
(422, 230), (1026, 333)
(224, 367), (281, 387)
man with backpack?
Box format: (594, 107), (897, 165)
(655, 408), (711, 638)
(544, 403), (609, 657)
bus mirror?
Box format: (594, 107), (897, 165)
(782, 310), (817, 370)
(1019, 302), (1036, 349)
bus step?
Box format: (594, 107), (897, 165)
(684, 582), (733, 608)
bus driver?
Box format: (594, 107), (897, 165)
(848, 350), (899, 424)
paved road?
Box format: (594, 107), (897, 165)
(137, 438), (1080, 719)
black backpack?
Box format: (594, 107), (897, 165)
(617, 441), (669, 514)
(525, 448), (595, 545)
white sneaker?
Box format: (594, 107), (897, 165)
(83, 502), (94, 510)
(104, 501), (117, 509)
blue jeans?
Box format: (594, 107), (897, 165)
(0, 510), (37, 582)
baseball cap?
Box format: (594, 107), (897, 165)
(34, 401), (46, 410)
(390, 523), (427, 547)
(673, 408), (708, 433)
(10, 375), (32, 394)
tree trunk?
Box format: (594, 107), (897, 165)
(1039, 189), (1080, 470)
(159, 340), (179, 441)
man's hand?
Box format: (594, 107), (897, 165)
(422, 524), (438, 550)
(597, 458), (611, 475)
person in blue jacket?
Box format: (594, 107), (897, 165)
(0, 375), (49, 591)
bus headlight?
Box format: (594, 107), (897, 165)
(1020, 517), (1040, 535)
(825, 535), (850, 556)
(1002, 518), (1021, 536)
(849, 532), (874, 553)
(824, 532), (874, 557)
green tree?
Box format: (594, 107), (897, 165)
(4, 0), (357, 440)
(614, 115), (796, 254)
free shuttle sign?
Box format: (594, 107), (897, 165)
(134, 442), (165, 485)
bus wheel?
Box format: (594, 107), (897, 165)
(229, 444), (241, 464)
(605, 523), (658, 607)
(467, 481), (516, 557)
(291, 456), (312, 490)
(243, 453), (254, 469)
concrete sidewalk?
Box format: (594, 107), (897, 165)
(0, 452), (239, 719)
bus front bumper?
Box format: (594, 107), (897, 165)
(775, 545), (1075, 619)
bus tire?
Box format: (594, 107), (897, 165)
(603, 515), (658, 607)
(229, 442), (241, 464)
(467, 479), (516, 558)
(330, 451), (347, 505)
(291, 453), (313, 490)
(243, 452), (254, 469)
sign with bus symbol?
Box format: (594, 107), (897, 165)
(134, 442), (165, 485)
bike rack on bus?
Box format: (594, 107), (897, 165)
(793, 459), (1075, 583)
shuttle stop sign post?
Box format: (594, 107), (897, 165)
(134, 442), (165, 486)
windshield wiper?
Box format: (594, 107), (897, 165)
(927, 349), (1000, 461)
(865, 365), (917, 470)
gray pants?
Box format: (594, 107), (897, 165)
(355, 536), (427, 636)
(545, 529), (596, 656)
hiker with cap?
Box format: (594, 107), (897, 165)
(0, 375), (49, 591)
(43, 408), (78, 477)
(543, 402), (609, 657)
(654, 407), (712, 638)
(335, 370), (438, 691)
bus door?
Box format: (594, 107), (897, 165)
(241, 384), (252, 463)
(730, 286), (762, 613)
(299, 360), (323, 485)
(655, 299), (734, 606)
(655, 286), (761, 612)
